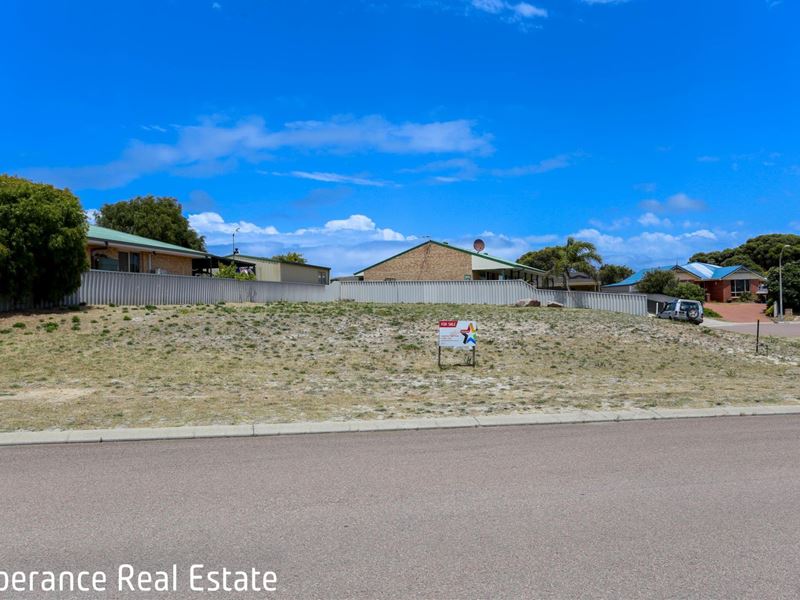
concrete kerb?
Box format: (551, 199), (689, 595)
(3, 405), (800, 447)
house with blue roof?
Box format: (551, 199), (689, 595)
(602, 261), (766, 302)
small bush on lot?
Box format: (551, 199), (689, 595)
(12, 322), (25, 329)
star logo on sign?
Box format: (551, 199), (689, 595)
(460, 322), (477, 345)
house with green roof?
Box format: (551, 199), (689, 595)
(353, 240), (546, 284)
(87, 225), (249, 276)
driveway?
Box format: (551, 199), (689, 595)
(3, 417), (800, 598)
(705, 301), (767, 323)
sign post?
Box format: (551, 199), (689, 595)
(437, 320), (477, 368)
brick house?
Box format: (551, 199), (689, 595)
(602, 262), (766, 302)
(354, 240), (546, 283)
(87, 225), (215, 276)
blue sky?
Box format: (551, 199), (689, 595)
(3, 0), (799, 275)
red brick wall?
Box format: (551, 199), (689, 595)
(703, 279), (763, 303)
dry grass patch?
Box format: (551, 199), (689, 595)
(0, 301), (798, 431)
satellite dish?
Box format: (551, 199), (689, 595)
(473, 238), (485, 253)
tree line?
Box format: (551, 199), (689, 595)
(517, 238), (633, 290)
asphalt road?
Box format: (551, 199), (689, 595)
(704, 318), (800, 337)
(3, 417), (800, 599)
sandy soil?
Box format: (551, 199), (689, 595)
(0, 302), (798, 431)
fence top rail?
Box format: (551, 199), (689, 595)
(84, 269), (328, 287)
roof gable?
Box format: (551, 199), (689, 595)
(354, 240), (546, 275)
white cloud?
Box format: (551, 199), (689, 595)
(188, 211), (415, 274)
(22, 114), (493, 190)
(471, 0), (547, 21)
(588, 217), (631, 231)
(572, 227), (734, 268)
(85, 209), (99, 224)
(511, 3), (548, 18)
(211, 2), (221, 8)
(637, 212), (672, 228)
(270, 170), (393, 187)
(188, 212), (279, 236)
(639, 193), (707, 213)
(491, 153), (577, 177)
(401, 158), (479, 182)
(581, 0), (631, 5)
(697, 155), (720, 163)
(323, 215), (377, 232)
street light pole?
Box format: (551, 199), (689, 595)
(778, 244), (790, 322)
(232, 226), (240, 256)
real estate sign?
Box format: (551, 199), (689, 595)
(438, 320), (478, 349)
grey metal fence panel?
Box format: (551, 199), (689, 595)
(49, 270), (337, 308)
(2, 273), (645, 316)
(338, 280), (647, 316)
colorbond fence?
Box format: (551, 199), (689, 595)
(338, 280), (648, 316)
(1, 271), (648, 316)
(0, 270), (338, 312)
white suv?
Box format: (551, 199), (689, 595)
(656, 299), (704, 324)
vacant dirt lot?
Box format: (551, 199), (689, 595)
(1, 302), (799, 431)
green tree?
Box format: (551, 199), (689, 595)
(636, 270), (705, 300)
(0, 175), (88, 303)
(720, 254), (764, 274)
(550, 237), (602, 291)
(271, 252), (306, 264)
(665, 281), (706, 302)
(636, 270), (680, 294)
(97, 196), (205, 251)
(766, 262), (800, 311)
(690, 234), (800, 272)
(517, 246), (562, 272)
(598, 264), (634, 286)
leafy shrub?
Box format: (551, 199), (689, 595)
(215, 263), (255, 280)
(665, 281), (706, 302)
(637, 270), (679, 294)
(0, 175), (88, 303)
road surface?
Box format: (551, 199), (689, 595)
(2, 417), (800, 598)
(703, 317), (800, 337)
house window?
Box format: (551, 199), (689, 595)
(117, 251), (140, 273)
(730, 279), (750, 296)
(129, 253), (141, 273)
